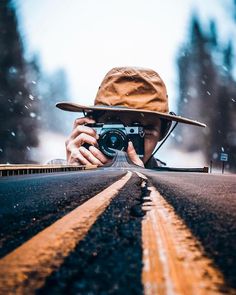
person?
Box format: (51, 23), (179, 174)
(56, 67), (205, 168)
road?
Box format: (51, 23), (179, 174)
(0, 151), (235, 294)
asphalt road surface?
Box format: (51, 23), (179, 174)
(0, 151), (235, 294)
(0, 170), (125, 258)
(145, 170), (236, 291)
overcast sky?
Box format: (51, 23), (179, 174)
(16, 0), (235, 111)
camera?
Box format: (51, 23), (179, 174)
(86, 123), (145, 157)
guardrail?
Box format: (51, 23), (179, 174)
(0, 164), (97, 177)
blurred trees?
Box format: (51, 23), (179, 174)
(0, 0), (39, 163)
(25, 56), (71, 134)
(0, 0), (71, 164)
(38, 69), (71, 134)
(175, 15), (236, 171)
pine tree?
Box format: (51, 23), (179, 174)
(176, 14), (236, 171)
(0, 0), (38, 163)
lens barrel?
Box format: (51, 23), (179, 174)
(98, 129), (128, 157)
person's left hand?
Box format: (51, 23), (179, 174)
(126, 141), (144, 167)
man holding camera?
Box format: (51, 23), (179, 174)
(56, 67), (204, 168)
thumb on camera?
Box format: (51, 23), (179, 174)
(127, 141), (144, 167)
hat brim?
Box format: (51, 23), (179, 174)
(56, 102), (206, 127)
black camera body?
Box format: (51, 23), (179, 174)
(86, 123), (145, 157)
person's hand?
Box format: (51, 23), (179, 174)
(127, 141), (144, 167)
(65, 117), (110, 166)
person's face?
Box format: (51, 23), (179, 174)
(96, 111), (161, 164)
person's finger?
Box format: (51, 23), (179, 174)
(73, 117), (95, 129)
(73, 133), (98, 147)
(127, 141), (144, 167)
(66, 134), (97, 162)
(79, 146), (103, 166)
(68, 150), (91, 165)
(89, 145), (109, 164)
(70, 125), (98, 140)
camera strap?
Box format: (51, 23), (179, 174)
(147, 121), (179, 165)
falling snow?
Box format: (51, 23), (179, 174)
(222, 66), (229, 72)
(212, 152), (218, 160)
(8, 66), (17, 74)
(176, 135), (183, 143)
(30, 112), (36, 118)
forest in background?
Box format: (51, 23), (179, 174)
(0, 0), (235, 171)
(174, 11), (236, 172)
(0, 0), (71, 164)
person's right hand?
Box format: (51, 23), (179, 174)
(65, 117), (110, 166)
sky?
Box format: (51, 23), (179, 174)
(15, 0), (236, 112)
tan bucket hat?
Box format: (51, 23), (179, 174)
(56, 67), (206, 127)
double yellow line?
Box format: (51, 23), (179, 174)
(0, 171), (228, 294)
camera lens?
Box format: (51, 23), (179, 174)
(98, 129), (128, 157)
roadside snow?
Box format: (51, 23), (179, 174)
(155, 143), (206, 168)
(29, 130), (67, 164)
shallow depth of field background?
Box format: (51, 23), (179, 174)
(0, 0), (235, 172)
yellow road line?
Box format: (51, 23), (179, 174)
(0, 171), (132, 294)
(135, 171), (148, 180)
(142, 185), (226, 295)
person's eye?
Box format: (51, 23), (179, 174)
(144, 126), (160, 136)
